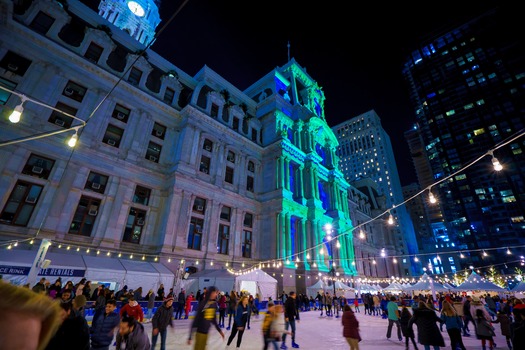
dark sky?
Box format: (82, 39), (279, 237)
(151, 0), (499, 186)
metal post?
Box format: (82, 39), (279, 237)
(26, 239), (51, 287)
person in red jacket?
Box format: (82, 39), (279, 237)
(119, 297), (144, 322)
(342, 304), (361, 350)
(185, 292), (194, 319)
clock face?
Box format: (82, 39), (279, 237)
(127, 1), (145, 17)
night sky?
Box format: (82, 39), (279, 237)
(150, 0), (499, 186)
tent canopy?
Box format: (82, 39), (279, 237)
(186, 268), (277, 300)
(455, 271), (505, 292)
(403, 273), (449, 292)
(383, 282), (405, 293)
(511, 281), (525, 292)
(306, 279), (328, 297)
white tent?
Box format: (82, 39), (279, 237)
(235, 269), (278, 300)
(306, 279), (328, 297)
(185, 268), (277, 300)
(383, 282), (405, 293)
(455, 271), (506, 292)
(403, 273), (449, 292)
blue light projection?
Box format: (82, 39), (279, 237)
(290, 216), (296, 258)
(318, 181), (328, 210)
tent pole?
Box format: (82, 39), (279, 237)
(26, 239), (51, 287)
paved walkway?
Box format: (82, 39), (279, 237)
(127, 309), (510, 350)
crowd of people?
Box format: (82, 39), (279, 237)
(3, 275), (525, 350)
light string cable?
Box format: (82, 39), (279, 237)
(0, 85), (86, 147)
(0, 1), (191, 251)
(236, 127), (525, 273)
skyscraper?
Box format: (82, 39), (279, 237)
(402, 4), (525, 271)
(332, 110), (419, 275)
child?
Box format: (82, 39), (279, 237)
(399, 303), (418, 350)
(475, 308), (496, 350)
(492, 309), (512, 349)
(354, 297), (360, 313)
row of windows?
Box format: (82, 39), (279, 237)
(199, 139), (256, 191)
(188, 198), (254, 258)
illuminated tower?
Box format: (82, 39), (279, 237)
(98, 0), (161, 45)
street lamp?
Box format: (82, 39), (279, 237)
(323, 223), (339, 318)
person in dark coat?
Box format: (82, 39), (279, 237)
(341, 304), (361, 350)
(474, 308), (495, 350)
(90, 299), (120, 350)
(187, 286), (224, 349)
(510, 303), (525, 350)
(151, 297), (174, 350)
(45, 301), (90, 350)
(399, 303), (418, 350)
(282, 291), (300, 349)
(492, 309), (512, 349)
(225, 295), (250, 348)
(408, 301), (445, 350)
(116, 315), (151, 350)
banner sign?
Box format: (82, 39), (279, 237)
(0, 265), (85, 277)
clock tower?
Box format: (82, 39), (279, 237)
(98, 0), (161, 45)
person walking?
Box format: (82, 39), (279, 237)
(281, 291), (300, 349)
(227, 290), (238, 330)
(342, 304), (361, 350)
(225, 295), (250, 349)
(151, 297), (174, 350)
(354, 296), (360, 313)
(474, 308), (496, 350)
(386, 296), (403, 341)
(187, 286), (224, 350)
(462, 295), (474, 336)
(145, 289), (156, 322)
(510, 303), (525, 349)
(440, 300), (466, 350)
(262, 301), (278, 350)
(90, 299), (120, 350)
(399, 303), (418, 350)
(116, 315), (151, 349)
(185, 292), (195, 319)
(492, 309), (512, 350)
(218, 292), (227, 328)
(175, 289), (186, 320)
(408, 301), (445, 350)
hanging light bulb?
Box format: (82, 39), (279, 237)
(76, 247), (80, 252)
(306, 252), (310, 259)
(313, 262), (317, 267)
(286, 258), (290, 265)
(118, 253), (122, 257)
(154, 257), (158, 262)
(8, 97), (26, 123)
(380, 248), (386, 257)
(168, 258), (171, 263)
(67, 131), (78, 148)
(506, 248), (512, 255)
(130, 254), (133, 259)
(489, 151), (503, 171)
(414, 256), (419, 262)
(86, 248), (90, 253)
(210, 261), (213, 266)
(429, 189), (437, 204)
(359, 230), (365, 239)
(14, 241), (18, 247)
(107, 251), (110, 256)
(460, 252), (465, 258)
(393, 258), (397, 264)
(96, 250), (100, 255)
(387, 212), (394, 225)
(336, 240), (341, 248)
(483, 251), (488, 257)
(319, 247), (324, 255)
(142, 255), (145, 260)
(296, 256), (300, 262)
(30, 239), (34, 244)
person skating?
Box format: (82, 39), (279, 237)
(281, 291), (300, 349)
(225, 295), (250, 349)
(90, 299), (120, 350)
(151, 296), (174, 350)
(116, 315), (151, 349)
(188, 286), (224, 349)
(386, 296), (403, 341)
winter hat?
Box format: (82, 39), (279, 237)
(164, 296), (174, 303)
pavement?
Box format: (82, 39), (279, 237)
(108, 309), (511, 350)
